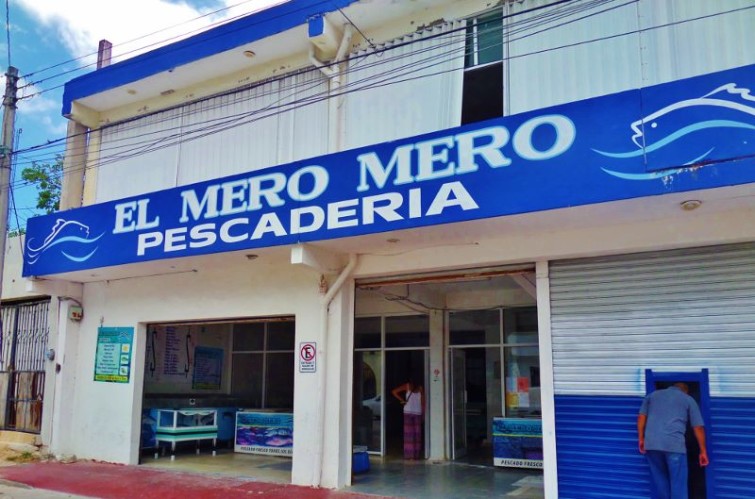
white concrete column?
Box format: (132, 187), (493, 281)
(428, 309), (446, 460)
(290, 292), (324, 487)
(291, 276), (347, 488)
(535, 260), (558, 498)
(320, 283), (354, 488)
(60, 120), (88, 210)
(81, 128), (101, 205)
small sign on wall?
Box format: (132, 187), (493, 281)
(299, 342), (316, 373)
(94, 327), (134, 383)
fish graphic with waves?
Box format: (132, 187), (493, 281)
(26, 219), (104, 265)
(593, 83), (755, 180)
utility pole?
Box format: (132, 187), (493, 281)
(0, 66), (19, 305)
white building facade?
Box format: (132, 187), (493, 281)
(23, 1), (755, 497)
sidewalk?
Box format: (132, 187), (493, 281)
(0, 461), (393, 499)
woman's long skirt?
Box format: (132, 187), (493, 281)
(403, 413), (423, 459)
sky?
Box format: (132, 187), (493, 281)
(3, 0), (287, 231)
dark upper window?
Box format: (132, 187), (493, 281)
(462, 12), (503, 125)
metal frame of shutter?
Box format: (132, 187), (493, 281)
(549, 243), (755, 499)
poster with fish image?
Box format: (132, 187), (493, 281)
(234, 412), (293, 456)
(493, 417), (543, 469)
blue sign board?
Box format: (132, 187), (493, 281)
(24, 63), (755, 276)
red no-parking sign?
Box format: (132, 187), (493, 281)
(299, 342), (317, 373)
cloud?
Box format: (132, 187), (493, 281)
(9, 0), (287, 139)
(0, 74), (58, 112)
(15, 0), (288, 63)
(38, 114), (68, 136)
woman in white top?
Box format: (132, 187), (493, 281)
(392, 379), (425, 459)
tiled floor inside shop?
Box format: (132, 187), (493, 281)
(140, 449), (544, 498)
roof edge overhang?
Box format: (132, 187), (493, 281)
(62, 0), (359, 116)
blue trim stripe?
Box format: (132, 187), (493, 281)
(709, 397), (755, 499)
(62, 0), (358, 115)
(555, 395), (650, 499)
(556, 394), (755, 499)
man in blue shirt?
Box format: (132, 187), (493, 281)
(637, 383), (709, 499)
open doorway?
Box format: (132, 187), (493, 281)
(354, 267), (542, 472)
(353, 314), (430, 458)
(385, 350), (426, 458)
(646, 370), (710, 499)
(139, 317), (295, 484)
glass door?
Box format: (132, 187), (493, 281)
(354, 350), (383, 454)
(451, 348), (467, 459)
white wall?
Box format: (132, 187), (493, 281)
(95, 70), (329, 203)
(507, 0), (755, 114)
(343, 21), (464, 150)
(54, 253), (324, 470)
(1, 235), (43, 300)
(87, 0), (753, 204)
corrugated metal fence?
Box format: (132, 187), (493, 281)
(0, 299), (49, 433)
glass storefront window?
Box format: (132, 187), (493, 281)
(355, 317), (381, 349)
(385, 315), (429, 348)
(450, 309), (501, 345)
(231, 352), (263, 407)
(267, 320), (295, 350)
(265, 352), (294, 409)
(231, 319), (295, 409)
(233, 322), (264, 351)
(353, 351), (382, 453)
(503, 306), (539, 418)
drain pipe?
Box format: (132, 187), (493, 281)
(314, 253), (358, 487)
(308, 22), (356, 488)
(309, 23), (354, 155)
(309, 23), (354, 79)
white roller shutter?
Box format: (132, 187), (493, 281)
(550, 243), (755, 398)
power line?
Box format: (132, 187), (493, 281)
(21, 0), (290, 88)
(9, 0), (673, 174)
(0, 0), (659, 172)
(4, 0), (750, 194)
(332, 3), (376, 52)
(17, 0), (346, 96)
(0, 0), (655, 185)
(4, 0), (9, 68)
(12, 0), (618, 167)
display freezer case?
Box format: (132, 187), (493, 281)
(154, 408), (218, 460)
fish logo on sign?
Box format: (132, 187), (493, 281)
(25, 218), (104, 265)
(593, 83), (755, 180)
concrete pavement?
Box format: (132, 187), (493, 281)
(0, 479), (90, 498)
(0, 461), (393, 499)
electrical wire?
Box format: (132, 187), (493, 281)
(7, 0), (675, 176)
(9, 129), (26, 240)
(0, 0), (677, 190)
(332, 3), (377, 52)
(19, 0), (273, 81)
(4, 0), (750, 194)
(16, 0), (590, 99)
(4, 0), (10, 68)
(0, 0), (684, 176)
(17, 0), (353, 96)
(17, 0), (302, 89)
(11, 0), (625, 168)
